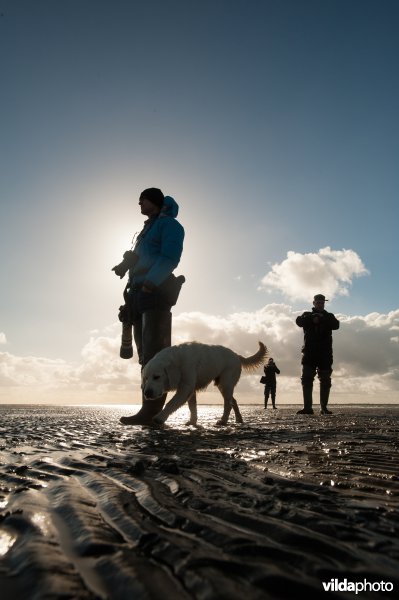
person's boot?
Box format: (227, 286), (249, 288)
(320, 384), (332, 414)
(120, 393), (166, 425)
(121, 309), (171, 425)
(297, 385), (314, 414)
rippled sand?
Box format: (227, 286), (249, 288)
(0, 404), (398, 599)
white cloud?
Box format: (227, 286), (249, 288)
(169, 306), (399, 402)
(173, 305), (299, 362)
(0, 352), (72, 390)
(334, 310), (399, 377)
(75, 330), (141, 392)
(0, 305), (398, 404)
(0, 332), (6, 344)
(259, 247), (369, 301)
(0, 323), (139, 403)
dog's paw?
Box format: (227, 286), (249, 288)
(215, 419), (228, 427)
(151, 416), (166, 428)
(185, 421), (203, 429)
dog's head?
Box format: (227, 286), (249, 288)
(141, 352), (180, 400)
(142, 367), (168, 400)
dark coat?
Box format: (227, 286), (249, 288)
(263, 362), (280, 386)
(296, 308), (340, 367)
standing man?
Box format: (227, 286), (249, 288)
(114, 188), (185, 425)
(296, 294), (340, 415)
(263, 358), (280, 409)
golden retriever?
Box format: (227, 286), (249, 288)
(142, 341), (267, 426)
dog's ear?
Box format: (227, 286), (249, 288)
(164, 365), (180, 391)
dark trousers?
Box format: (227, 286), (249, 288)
(133, 308), (171, 367)
(301, 363), (332, 409)
(264, 384), (277, 407)
(131, 308), (171, 418)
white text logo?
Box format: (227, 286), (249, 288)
(322, 579), (393, 594)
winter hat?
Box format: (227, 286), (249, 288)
(140, 187), (164, 209)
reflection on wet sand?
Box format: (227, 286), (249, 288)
(0, 404), (398, 599)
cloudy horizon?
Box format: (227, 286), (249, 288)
(2, 247), (398, 406)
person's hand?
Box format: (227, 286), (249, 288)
(112, 264), (126, 278)
(142, 285), (153, 293)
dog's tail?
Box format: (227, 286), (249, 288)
(239, 341), (268, 372)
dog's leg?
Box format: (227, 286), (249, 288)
(231, 396), (243, 423)
(152, 382), (195, 425)
(216, 394), (233, 426)
(185, 392), (198, 426)
(215, 383), (236, 426)
(216, 382), (243, 426)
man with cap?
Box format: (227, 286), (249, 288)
(296, 294), (340, 415)
(114, 187), (185, 425)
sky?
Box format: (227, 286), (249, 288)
(0, 0), (398, 406)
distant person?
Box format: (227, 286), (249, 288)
(296, 294), (340, 415)
(262, 358), (280, 409)
(112, 188), (185, 425)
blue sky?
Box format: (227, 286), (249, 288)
(1, 0), (398, 405)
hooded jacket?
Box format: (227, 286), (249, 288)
(263, 362), (281, 385)
(129, 195), (184, 289)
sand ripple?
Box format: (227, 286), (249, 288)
(0, 405), (398, 599)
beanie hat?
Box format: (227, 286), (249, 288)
(140, 187), (164, 209)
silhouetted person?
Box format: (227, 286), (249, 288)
(296, 294), (340, 415)
(263, 358), (280, 409)
(113, 188), (185, 425)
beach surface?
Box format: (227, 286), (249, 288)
(0, 404), (398, 599)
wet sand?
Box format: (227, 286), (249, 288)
(0, 404), (398, 599)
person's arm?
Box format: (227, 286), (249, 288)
(326, 312), (340, 330)
(296, 312), (313, 328)
(143, 219), (185, 289)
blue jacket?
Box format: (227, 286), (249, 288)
(129, 196), (184, 288)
